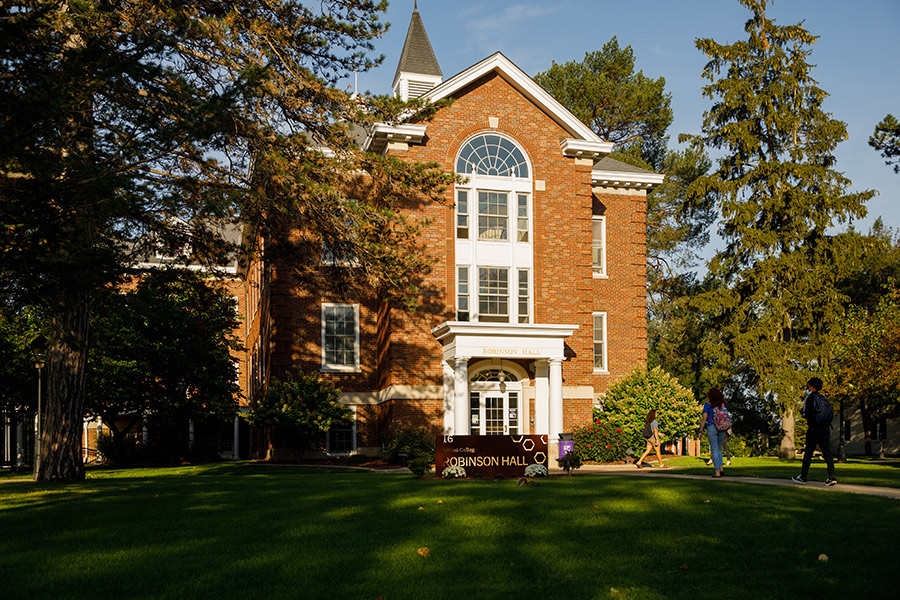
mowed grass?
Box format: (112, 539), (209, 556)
(659, 455), (900, 488)
(1, 462), (898, 600)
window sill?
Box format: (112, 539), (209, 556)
(592, 273), (608, 279)
(593, 368), (609, 374)
(321, 366), (361, 374)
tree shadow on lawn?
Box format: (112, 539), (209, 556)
(1, 466), (898, 599)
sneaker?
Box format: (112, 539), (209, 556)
(791, 475), (807, 483)
(825, 478), (837, 486)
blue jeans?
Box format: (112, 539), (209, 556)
(707, 425), (728, 471)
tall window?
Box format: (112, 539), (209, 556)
(456, 190), (469, 239)
(321, 303), (359, 371)
(592, 216), (606, 277)
(517, 269), (530, 324)
(517, 193), (530, 242)
(457, 266), (470, 322)
(592, 312), (607, 372)
(478, 268), (509, 322)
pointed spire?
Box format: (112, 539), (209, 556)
(393, 3), (442, 100)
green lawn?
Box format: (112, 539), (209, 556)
(658, 455), (900, 487)
(2, 462), (898, 600)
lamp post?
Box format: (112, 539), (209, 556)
(30, 334), (47, 478)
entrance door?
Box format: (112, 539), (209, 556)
(470, 390), (520, 435)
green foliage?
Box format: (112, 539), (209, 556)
(407, 457), (432, 478)
(869, 114), (900, 173)
(556, 451), (583, 474)
(534, 37), (672, 164)
(830, 282), (900, 416)
(95, 432), (144, 465)
(597, 367), (701, 451)
(381, 422), (436, 466)
(85, 269), (241, 463)
(0, 0), (454, 481)
(245, 372), (350, 453)
(0, 304), (43, 417)
(681, 0), (875, 455)
(571, 415), (629, 463)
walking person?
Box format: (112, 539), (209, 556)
(699, 388), (730, 477)
(635, 409), (666, 468)
(792, 377), (837, 486)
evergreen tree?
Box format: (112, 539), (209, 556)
(0, 1), (452, 481)
(869, 114), (900, 173)
(534, 37), (673, 167)
(682, 0), (874, 457)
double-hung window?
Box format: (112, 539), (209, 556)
(321, 303), (359, 371)
(592, 216), (606, 277)
(478, 191), (508, 240)
(592, 312), (607, 372)
(457, 266), (470, 322)
(478, 267), (509, 322)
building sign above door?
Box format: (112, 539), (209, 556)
(435, 434), (547, 478)
(481, 347), (541, 356)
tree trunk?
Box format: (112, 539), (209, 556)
(860, 398), (874, 456)
(778, 404), (796, 459)
(36, 295), (90, 481)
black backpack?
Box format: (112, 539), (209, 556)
(642, 422), (653, 439)
(813, 393), (834, 426)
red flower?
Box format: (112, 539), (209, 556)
(617, 428), (622, 432)
(587, 444), (592, 448)
(606, 444), (611, 448)
(587, 426), (591, 431)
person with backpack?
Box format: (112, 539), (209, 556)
(792, 377), (837, 486)
(634, 409), (666, 469)
(697, 387), (731, 478)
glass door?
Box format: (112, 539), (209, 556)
(470, 391), (520, 435)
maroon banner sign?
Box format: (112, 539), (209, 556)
(435, 434), (548, 478)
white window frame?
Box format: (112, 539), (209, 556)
(321, 303), (360, 372)
(592, 311), (608, 373)
(592, 215), (607, 278)
(477, 267), (510, 322)
(457, 266), (470, 322)
(326, 405), (357, 455)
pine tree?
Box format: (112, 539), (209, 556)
(683, 0), (874, 457)
(0, 1), (452, 481)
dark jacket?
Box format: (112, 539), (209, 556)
(801, 391), (830, 430)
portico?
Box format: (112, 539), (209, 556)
(432, 322), (578, 447)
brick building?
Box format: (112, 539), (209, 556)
(244, 6), (662, 459)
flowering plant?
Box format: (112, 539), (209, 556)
(524, 463), (548, 477)
(441, 465), (467, 479)
(572, 413), (629, 463)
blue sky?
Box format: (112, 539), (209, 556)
(349, 0), (900, 240)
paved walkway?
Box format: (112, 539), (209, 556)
(555, 464), (900, 500)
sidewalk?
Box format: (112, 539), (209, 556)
(556, 463), (900, 500)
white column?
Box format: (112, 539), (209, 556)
(534, 360), (549, 435)
(233, 416), (240, 460)
(442, 361), (455, 435)
(453, 357), (470, 435)
(15, 418), (24, 467)
(548, 358), (564, 443)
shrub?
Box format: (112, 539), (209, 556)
(408, 457), (432, 478)
(524, 463), (548, 477)
(382, 422), (435, 465)
(95, 431), (144, 465)
(597, 366), (700, 451)
(571, 414), (629, 463)
(557, 452), (582, 474)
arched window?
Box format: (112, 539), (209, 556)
(471, 368), (518, 383)
(454, 133), (533, 324)
(456, 134), (529, 178)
